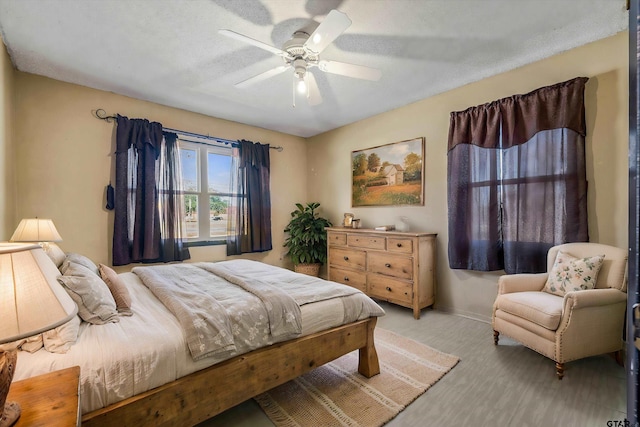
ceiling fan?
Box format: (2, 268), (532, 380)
(219, 10), (382, 107)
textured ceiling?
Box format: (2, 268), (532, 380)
(0, 0), (629, 137)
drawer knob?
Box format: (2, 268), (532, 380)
(344, 277), (349, 281)
(386, 286), (392, 292)
(397, 243), (402, 247)
(385, 263), (391, 268)
(344, 256), (349, 261)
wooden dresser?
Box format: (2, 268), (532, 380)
(326, 227), (437, 319)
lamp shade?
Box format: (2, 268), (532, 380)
(10, 218), (63, 243)
(0, 243), (77, 344)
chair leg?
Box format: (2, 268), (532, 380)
(555, 362), (564, 380)
(493, 330), (499, 345)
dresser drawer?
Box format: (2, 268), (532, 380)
(329, 248), (366, 270)
(387, 238), (413, 254)
(328, 232), (347, 246)
(347, 235), (386, 250)
(368, 274), (413, 305)
(368, 252), (413, 280)
(329, 267), (367, 292)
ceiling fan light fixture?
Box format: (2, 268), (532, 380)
(296, 76), (307, 94)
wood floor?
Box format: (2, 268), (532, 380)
(198, 302), (627, 427)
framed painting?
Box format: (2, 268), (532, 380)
(351, 137), (425, 207)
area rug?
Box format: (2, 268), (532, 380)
(254, 328), (460, 427)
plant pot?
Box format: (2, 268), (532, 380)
(294, 263), (321, 277)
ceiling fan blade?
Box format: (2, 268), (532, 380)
(303, 9), (351, 54)
(236, 65), (289, 89)
(305, 72), (322, 106)
(219, 29), (288, 57)
(318, 60), (381, 81)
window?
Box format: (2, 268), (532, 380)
(179, 139), (235, 244)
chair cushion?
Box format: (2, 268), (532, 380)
(495, 291), (564, 331)
(543, 251), (604, 297)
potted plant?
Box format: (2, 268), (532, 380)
(283, 202), (332, 276)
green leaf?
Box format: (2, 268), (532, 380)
(282, 202), (330, 265)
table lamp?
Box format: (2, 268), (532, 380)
(0, 243), (77, 426)
(9, 218), (63, 249)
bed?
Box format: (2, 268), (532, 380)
(12, 256), (385, 427)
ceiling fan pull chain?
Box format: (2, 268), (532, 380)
(292, 78), (296, 108)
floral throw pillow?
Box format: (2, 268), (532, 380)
(543, 251), (605, 297)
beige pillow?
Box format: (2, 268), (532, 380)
(0, 340), (23, 352)
(544, 251), (605, 297)
(21, 335), (44, 353)
(43, 315), (81, 354)
(58, 260), (119, 324)
(99, 263), (133, 316)
(0, 334), (43, 353)
(43, 243), (66, 268)
(0, 316), (79, 354)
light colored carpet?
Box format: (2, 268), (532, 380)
(254, 328), (460, 427)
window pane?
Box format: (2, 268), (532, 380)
(180, 148), (199, 192)
(208, 153), (231, 193)
(184, 194), (199, 238)
(209, 195), (229, 238)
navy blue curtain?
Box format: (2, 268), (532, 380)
(113, 115), (190, 265)
(157, 132), (190, 263)
(227, 140), (272, 255)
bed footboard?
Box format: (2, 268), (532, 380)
(82, 317), (379, 427)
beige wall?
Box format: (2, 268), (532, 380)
(13, 73), (308, 269)
(307, 32), (629, 322)
(0, 36), (15, 239)
(6, 31), (629, 321)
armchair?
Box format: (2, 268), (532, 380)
(492, 242), (628, 379)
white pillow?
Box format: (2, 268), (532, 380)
(544, 251), (605, 297)
(43, 243), (66, 268)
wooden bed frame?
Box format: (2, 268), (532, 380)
(82, 316), (380, 427)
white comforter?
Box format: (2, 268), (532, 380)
(14, 261), (385, 414)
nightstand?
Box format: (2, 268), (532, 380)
(6, 366), (80, 427)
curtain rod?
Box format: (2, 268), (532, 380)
(93, 109), (283, 152)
